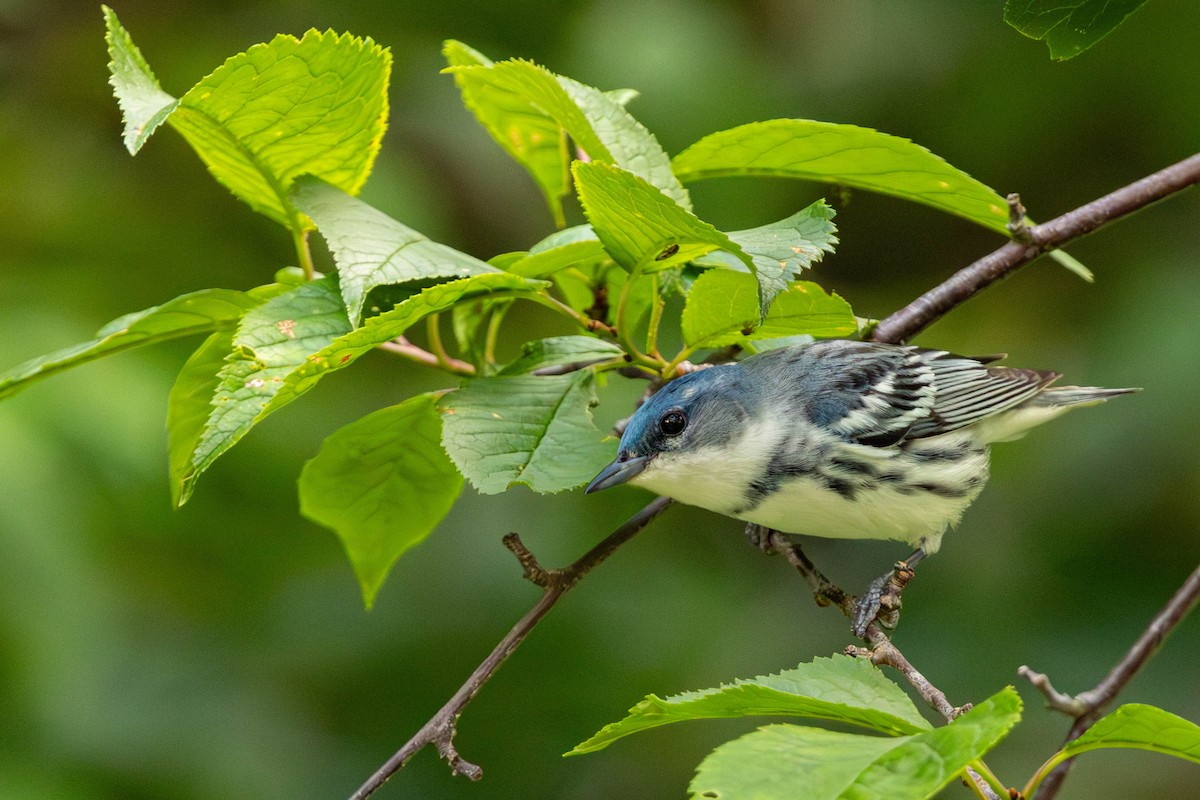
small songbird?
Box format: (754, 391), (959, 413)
(587, 340), (1136, 561)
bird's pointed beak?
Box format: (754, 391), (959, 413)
(586, 454), (649, 493)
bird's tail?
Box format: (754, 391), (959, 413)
(974, 384), (1139, 443)
(1030, 385), (1142, 408)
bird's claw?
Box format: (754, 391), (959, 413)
(852, 560), (915, 638)
(744, 523), (776, 553)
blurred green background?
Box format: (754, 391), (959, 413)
(2, 1), (1198, 798)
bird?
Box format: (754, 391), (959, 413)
(587, 339), (1136, 629)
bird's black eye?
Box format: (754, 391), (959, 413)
(659, 410), (687, 436)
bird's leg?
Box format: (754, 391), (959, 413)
(745, 524), (848, 608)
(851, 548), (925, 639)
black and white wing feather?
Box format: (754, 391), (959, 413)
(759, 340), (1058, 447)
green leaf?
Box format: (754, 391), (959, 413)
(103, 6), (179, 154)
(106, 12), (391, 229)
(299, 394), (463, 608)
(571, 656), (930, 756)
(1004, 0), (1148, 60)
(499, 335), (625, 375)
(444, 40), (570, 227)
(1065, 703), (1200, 763)
(688, 687), (1021, 800)
(438, 371), (613, 494)
(573, 161), (747, 275)
(447, 57), (690, 209)
(682, 271), (857, 349)
(268, 273), (549, 412)
(839, 688), (1022, 799)
(292, 177), (498, 324)
(674, 120), (1013, 234)
(695, 202), (839, 312)
(0, 289), (257, 401)
(167, 332), (236, 508)
(692, 725), (908, 800)
(672, 119), (1091, 281)
(180, 277), (352, 504)
(505, 226), (610, 278)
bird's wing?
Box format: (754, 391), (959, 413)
(790, 342), (1056, 446)
(904, 351), (1058, 440)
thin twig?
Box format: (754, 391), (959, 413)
(762, 531), (994, 798)
(377, 336), (475, 376)
(1023, 562), (1200, 800)
(349, 497), (673, 800)
(872, 152), (1200, 344)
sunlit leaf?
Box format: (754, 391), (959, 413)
(570, 656), (930, 756)
(505, 226), (610, 278)
(1065, 704), (1200, 763)
(439, 371), (612, 494)
(682, 271), (856, 349)
(447, 57), (689, 209)
(299, 394), (463, 607)
(672, 119), (1091, 280)
(292, 177), (497, 324)
(688, 688), (1021, 800)
(573, 161), (746, 274)
(840, 689), (1021, 799)
(167, 331), (235, 508)
(268, 273), (548, 412)
(695, 202), (838, 312)
(674, 120), (1011, 233)
(105, 7), (390, 230)
(1005, 0), (1148, 60)
(0, 289), (257, 401)
(181, 277), (352, 504)
(103, 5), (178, 153)
(444, 40), (569, 227)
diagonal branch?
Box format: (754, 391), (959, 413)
(872, 151), (1200, 344)
(349, 497), (672, 800)
(1021, 561), (1200, 799)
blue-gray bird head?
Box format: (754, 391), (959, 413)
(586, 365), (754, 495)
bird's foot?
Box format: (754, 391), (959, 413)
(852, 560), (916, 639)
(744, 523), (777, 553)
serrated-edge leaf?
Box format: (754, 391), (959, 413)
(103, 6), (180, 154)
(168, 331), (236, 507)
(682, 271), (856, 349)
(674, 120), (1010, 233)
(0, 288), (257, 401)
(571, 656), (930, 755)
(573, 161), (748, 276)
(673, 119), (1091, 280)
(167, 29), (391, 228)
(447, 58), (689, 209)
(1065, 704), (1200, 763)
(438, 371), (613, 495)
(292, 177), (498, 323)
(690, 724), (909, 800)
(299, 393), (464, 607)
(444, 41), (570, 226)
(840, 688), (1023, 800)
(181, 277), (352, 500)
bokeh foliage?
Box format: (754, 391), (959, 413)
(1, 2), (1198, 799)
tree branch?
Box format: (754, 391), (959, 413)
(871, 152), (1200, 344)
(349, 497), (673, 800)
(1021, 561), (1200, 800)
